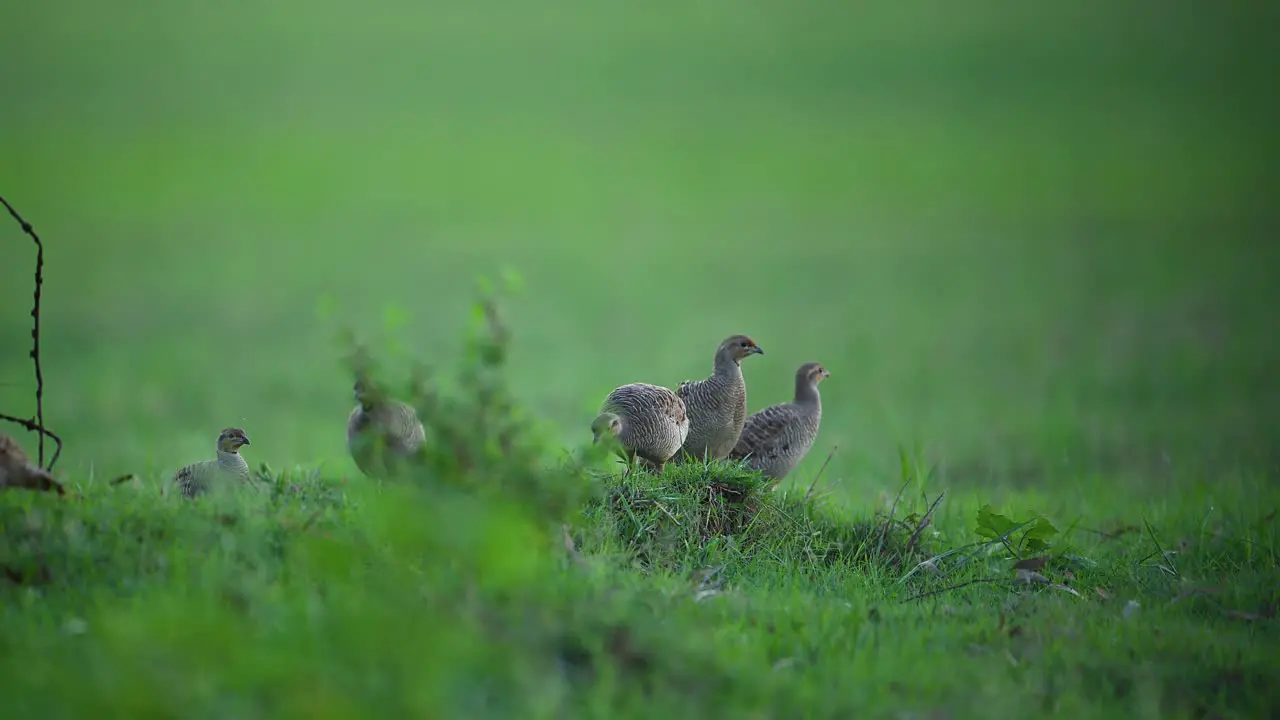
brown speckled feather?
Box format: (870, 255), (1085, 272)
(601, 383), (690, 468)
(0, 431), (64, 495)
(0, 431), (31, 465)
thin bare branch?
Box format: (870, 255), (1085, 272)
(1, 194), (61, 471)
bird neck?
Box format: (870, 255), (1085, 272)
(216, 449), (245, 469)
(793, 381), (821, 409)
(713, 352), (742, 377)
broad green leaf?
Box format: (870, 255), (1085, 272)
(1025, 517), (1060, 541)
(975, 504), (1018, 539)
(1024, 538), (1050, 553)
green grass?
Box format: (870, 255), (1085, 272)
(2, 0), (1279, 716)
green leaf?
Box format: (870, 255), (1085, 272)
(975, 504), (1018, 539)
(1025, 517), (1060, 541)
(1024, 538), (1050, 553)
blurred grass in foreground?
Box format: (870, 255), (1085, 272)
(2, 1), (1276, 492)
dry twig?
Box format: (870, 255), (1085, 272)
(0, 195), (61, 471)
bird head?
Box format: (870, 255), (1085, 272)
(798, 362), (830, 387)
(591, 412), (623, 444)
(718, 334), (764, 364)
(217, 427), (251, 453)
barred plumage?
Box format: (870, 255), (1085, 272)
(592, 382), (690, 475)
(347, 377), (426, 479)
(0, 430), (63, 495)
(729, 362), (829, 485)
(173, 427), (252, 499)
(675, 334), (764, 461)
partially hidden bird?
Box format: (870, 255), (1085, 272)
(173, 426), (253, 499)
(347, 376), (426, 478)
(0, 430), (64, 495)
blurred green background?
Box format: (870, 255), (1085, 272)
(2, 0), (1277, 498)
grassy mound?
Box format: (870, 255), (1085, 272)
(578, 459), (939, 577)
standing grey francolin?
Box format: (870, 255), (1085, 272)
(173, 427), (252, 499)
(347, 376), (426, 478)
(0, 430), (63, 494)
(592, 382), (690, 476)
(729, 362), (829, 485)
(675, 334), (764, 462)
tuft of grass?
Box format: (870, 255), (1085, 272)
(578, 455), (941, 583)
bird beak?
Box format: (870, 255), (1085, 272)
(750, 345), (764, 355)
(592, 432), (600, 445)
(241, 437), (251, 446)
(821, 370), (831, 380)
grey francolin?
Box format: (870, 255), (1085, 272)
(729, 362), (829, 485)
(592, 383), (690, 476)
(173, 427), (252, 499)
(675, 334), (764, 462)
(347, 376), (426, 478)
(0, 430), (63, 494)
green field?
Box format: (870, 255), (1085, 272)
(3, 1), (1279, 717)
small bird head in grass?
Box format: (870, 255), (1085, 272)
(217, 427), (251, 453)
(591, 412), (623, 445)
(719, 334), (764, 364)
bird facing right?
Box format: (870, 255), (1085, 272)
(592, 382), (690, 476)
(347, 376), (427, 479)
(674, 334), (764, 462)
(173, 426), (253, 499)
(729, 362), (830, 486)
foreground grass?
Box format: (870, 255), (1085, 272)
(3, 457), (1277, 718)
(3, 307), (1277, 719)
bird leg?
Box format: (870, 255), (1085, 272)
(633, 457), (664, 475)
